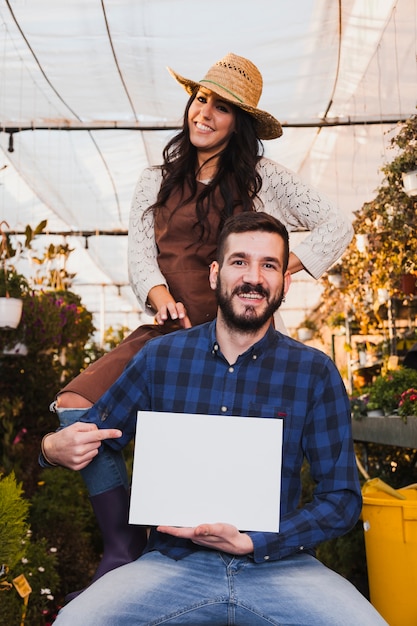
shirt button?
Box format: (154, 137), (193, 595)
(221, 406), (228, 413)
(252, 354), (257, 360)
(299, 546), (304, 551)
(100, 410), (109, 422)
(264, 555), (270, 561)
(228, 366), (234, 373)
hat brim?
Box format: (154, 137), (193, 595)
(168, 67), (282, 141)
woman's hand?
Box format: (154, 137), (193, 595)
(287, 251), (305, 275)
(148, 285), (192, 328)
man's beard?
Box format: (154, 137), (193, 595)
(215, 279), (285, 332)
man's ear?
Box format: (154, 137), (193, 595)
(209, 261), (219, 291)
(283, 270), (291, 296)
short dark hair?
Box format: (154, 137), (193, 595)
(217, 211), (290, 271)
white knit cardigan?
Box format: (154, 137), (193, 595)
(128, 156), (353, 313)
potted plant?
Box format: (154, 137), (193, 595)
(366, 367), (417, 420)
(0, 221), (29, 329)
(364, 398), (384, 418)
(397, 388), (417, 421)
(350, 394), (369, 420)
(296, 319), (317, 342)
(0, 289), (95, 356)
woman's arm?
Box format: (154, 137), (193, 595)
(128, 167), (192, 326)
(257, 157), (354, 278)
(128, 167), (167, 311)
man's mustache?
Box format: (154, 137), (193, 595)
(232, 283), (269, 299)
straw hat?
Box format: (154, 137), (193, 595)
(168, 53), (282, 140)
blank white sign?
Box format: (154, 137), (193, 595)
(129, 411), (283, 532)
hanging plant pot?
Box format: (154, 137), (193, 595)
(402, 170), (417, 197)
(0, 297), (23, 328)
(297, 327), (314, 342)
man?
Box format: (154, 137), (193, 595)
(48, 212), (386, 625)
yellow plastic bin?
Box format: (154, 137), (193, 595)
(361, 479), (417, 626)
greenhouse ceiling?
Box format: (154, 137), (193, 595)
(1, 0), (416, 338)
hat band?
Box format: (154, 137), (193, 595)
(200, 79), (244, 104)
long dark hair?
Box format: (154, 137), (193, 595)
(149, 92), (264, 242)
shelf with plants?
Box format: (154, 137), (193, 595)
(319, 112), (417, 339)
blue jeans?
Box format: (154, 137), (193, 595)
(55, 408), (128, 496)
(53, 551), (387, 625)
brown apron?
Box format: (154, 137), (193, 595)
(60, 183), (242, 403)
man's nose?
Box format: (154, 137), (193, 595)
(242, 263), (262, 284)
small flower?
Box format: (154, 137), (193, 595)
(398, 388), (417, 419)
(49, 547), (57, 553)
(21, 557), (28, 564)
(38, 566), (45, 572)
(41, 588), (51, 595)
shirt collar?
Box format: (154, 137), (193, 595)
(209, 318), (279, 360)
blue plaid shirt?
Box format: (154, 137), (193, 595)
(85, 320), (361, 564)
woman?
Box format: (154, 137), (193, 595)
(41, 53), (353, 596)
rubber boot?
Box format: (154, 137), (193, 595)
(65, 485), (147, 603)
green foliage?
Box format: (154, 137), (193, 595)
(0, 269), (29, 299)
(0, 398), (24, 474)
(0, 473), (29, 570)
(0, 220), (46, 298)
(0, 472), (59, 625)
(356, 442), (417, 489)
(319, 111), (417, 334)
(0, 220), (124, 620)
(0, 538), (59, 626)
(0, 354), (61, 451)
(30, 468), (100, 600)
(0, 290), (95, 355)
(366, 367), (417, 416)
(350, 395), (369, 420)
(103, 325), (131, 350)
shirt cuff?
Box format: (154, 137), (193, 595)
(38, 451), (56, 469)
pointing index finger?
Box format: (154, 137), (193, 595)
(96, 428), (123, 441)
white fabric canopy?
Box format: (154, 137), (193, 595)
(1, 0), (416, 339)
